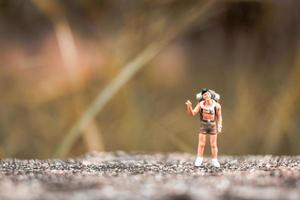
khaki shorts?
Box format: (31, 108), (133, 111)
(200, 121), (217, 135)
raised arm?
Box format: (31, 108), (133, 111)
(185, 100), (201, 116)
(216, 103), (222, 133)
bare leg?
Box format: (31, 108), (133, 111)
(197, 133), (206, 157)
(210, 135), (218, 159)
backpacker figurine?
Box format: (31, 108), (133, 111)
(185, 88), (222, 167)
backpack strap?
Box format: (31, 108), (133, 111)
(199, 107), (203, 121)
(214, 105), (217, 116)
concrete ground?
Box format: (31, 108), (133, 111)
(0, 152), (299, 200)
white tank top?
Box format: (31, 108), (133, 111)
(200, 100), (216, 115)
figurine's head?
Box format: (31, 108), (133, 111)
(197, 88), (220, 102)
(201, 88), (209, 94)
(201, 88), (211, 100)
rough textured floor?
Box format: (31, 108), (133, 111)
(0, 152), (299, 200)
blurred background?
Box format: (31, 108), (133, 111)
(0, 0), (300, 159)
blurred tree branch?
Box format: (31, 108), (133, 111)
(31, 0), (79, 77)
(31, 0), (105, 154)
(54, 0), (217, 157)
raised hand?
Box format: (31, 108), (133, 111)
(185, 100), (192, 107)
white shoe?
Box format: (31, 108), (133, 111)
(194, 156), (203, 167)
(211, 158), (220, 168)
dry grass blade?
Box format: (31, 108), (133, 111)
(53, 0), (216, 157)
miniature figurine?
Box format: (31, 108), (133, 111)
(185, 88), (222, 167)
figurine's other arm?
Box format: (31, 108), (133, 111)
(216, 103), (222, 133)
(185, 100), (201, 116)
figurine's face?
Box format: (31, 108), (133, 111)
(203, 92), (211, 100)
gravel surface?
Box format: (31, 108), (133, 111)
(0, 152), (299, 200)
